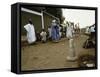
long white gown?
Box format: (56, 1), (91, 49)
(24, 23), (36, 44)
(66, 26), (73, 38)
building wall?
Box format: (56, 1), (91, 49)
(43, 13), (55, 32)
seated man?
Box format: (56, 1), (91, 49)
(40, 29), (47, 43)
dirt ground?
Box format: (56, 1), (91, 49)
(21, 34), (95, 71)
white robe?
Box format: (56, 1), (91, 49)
(24, 24), (36, 44)
(66, 26), (73, 38)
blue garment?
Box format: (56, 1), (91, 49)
(51, 25), (60, 41)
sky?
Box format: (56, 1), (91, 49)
(62, 9), (95, 28)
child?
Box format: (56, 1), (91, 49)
(40, 29), (47, 43)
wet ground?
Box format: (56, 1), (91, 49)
(21, 34), (95, 71)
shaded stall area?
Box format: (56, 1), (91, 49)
(21, 11), (42, 35)
(21, 7), (60, 42)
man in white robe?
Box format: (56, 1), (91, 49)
(24, 20), (36, 44)
(66, 22), (77, 61)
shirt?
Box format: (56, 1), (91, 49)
(90, 26), (95, 32)
(66, 26), (73, 38)
(40, 31), (47, 41)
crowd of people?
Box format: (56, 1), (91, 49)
(23, 19), (76, 44)
(23, 18), (95, 49)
